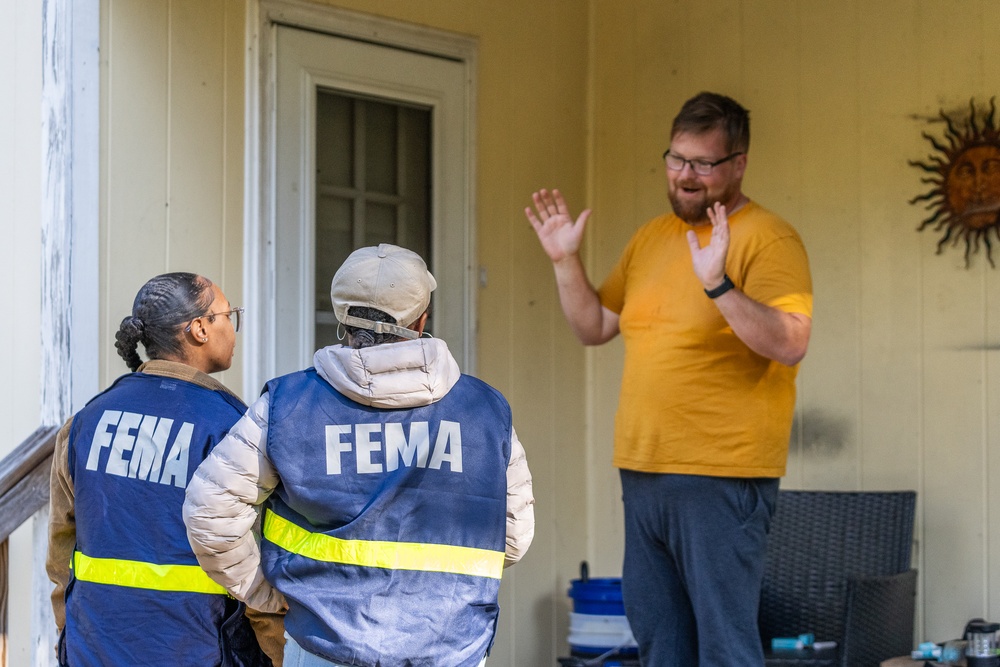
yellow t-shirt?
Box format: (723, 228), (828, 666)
(598, 201), (813, 477)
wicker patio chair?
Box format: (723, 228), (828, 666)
(759, 490), (918, 667)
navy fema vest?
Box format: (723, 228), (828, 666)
(261, 368), (511, 667)
(65, 371), (247, 667)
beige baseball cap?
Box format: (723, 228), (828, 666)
(330, 243), (436, 340)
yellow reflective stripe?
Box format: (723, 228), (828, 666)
(73, 551), (227, 595)
(264, 510), (504, 580)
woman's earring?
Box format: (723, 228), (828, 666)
(420, 331), (433, 338)
(200, 336), (208, 342)
(336, 322), (346, 342)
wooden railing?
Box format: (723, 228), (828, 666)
(0, 425), (59, 664)
(0, 426), (59, 543)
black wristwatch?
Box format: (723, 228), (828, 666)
(704, 274), (735, 299)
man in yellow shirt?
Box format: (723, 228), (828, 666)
(525, 92), (812, 666)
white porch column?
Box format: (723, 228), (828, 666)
(38, 0), (99, 664)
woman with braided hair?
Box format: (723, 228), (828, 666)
(46, 272), (284, 667)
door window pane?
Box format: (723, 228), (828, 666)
(316, 94), (353, 188)
(365, 101), (397, 193)
(314, 89), (432, 349)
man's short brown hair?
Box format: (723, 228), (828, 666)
(671, 92), (750, 154)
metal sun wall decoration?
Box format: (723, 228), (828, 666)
(910, 98), (1000, 268)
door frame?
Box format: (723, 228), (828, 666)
(244, 0), (478, 397)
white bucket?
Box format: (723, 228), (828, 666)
(567, 612), (637, 654)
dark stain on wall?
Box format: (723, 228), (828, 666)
(791, 408), (852, 457)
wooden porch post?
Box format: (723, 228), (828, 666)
(37, 0), (100, 663)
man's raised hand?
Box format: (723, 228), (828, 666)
(686, 201), (731, 291)
(524, 189), (591, 264)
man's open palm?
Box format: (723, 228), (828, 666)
(524, 189), (591, 263)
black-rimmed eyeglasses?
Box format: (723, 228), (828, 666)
(185, 307), (244, 333)
(662, 150), (743, 176)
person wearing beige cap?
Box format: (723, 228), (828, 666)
(183, 244), (535, 667)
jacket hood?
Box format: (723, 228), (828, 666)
(313, 337), (461, 409)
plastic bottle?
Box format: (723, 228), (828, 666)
(911, 641), (941, 660)
(771, 634), (815, 651)
(941, 639), (968, 665)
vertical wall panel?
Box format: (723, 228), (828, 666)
(856, 3), (923, 493)
(988, 264), (1000, 622)
(966, 0), (1000, 630)
(740, 2), (813, 484)
(102, 0), (243, 393)
(472, 8), (522, 662)
(1, 2), (43, 664)
(975, 0), (1000, 625)
(587, 0), (638, 579)
(493, 4), (590, 663)
(683, 0), (743, 100)
(798, 1), (864, 489)
(103, 0), (170, 383)
(167, 0), (243, 392)
(221, 0), (246, 395)
(916, 1), (992, 639)
(1, 0), (43, 452)
(168, 1), (226, 278)
(856, 0), (927, 632)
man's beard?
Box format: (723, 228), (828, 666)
(668, 179), (740, 224)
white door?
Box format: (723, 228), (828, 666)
(262, 24), (473, 383)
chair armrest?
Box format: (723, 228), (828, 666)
(842, 569), (917, 667)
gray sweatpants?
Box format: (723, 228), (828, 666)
(620, 471), (779, 667)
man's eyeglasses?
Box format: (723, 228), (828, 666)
(662, 150), (744, 176)
(185, 307), (244, 334)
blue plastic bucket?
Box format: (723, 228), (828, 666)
(567, 576), (637, 657)
(568, 577), (626, 616)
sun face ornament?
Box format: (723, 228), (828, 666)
(910, 98), (1000, 267)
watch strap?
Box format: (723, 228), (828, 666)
(705, 274), (735, 299)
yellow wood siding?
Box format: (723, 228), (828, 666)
(101, 0), (244, 392)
